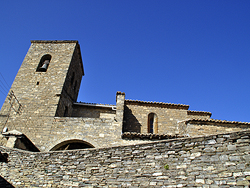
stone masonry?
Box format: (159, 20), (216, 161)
(0, 130), (249, 187)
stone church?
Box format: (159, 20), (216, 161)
(0, 40), (249, 152)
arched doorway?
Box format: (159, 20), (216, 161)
(50, 139), (94, 151)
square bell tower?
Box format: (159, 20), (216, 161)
(0, 40), (84, 138)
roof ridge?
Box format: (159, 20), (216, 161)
(188, 118), (250, 125)
(125, 99), (189, 108)
(188, 110), (211, 113)
(187, 110), (212, 116)
(74, 102), (116, 106)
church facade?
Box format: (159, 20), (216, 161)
(0, 40), (249, 152)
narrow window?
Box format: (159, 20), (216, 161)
(148, 113), (158, 134)
(36, 54), (52, 72)
(149, 117), (154, 133)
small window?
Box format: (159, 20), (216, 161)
(36, 54), (52, 72)
(148, 113), (158, 133)
(149, 117), (154, 133)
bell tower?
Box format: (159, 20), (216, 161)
(0, 40), (84, 142)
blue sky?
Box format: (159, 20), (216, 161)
(0, 0), (249, 122)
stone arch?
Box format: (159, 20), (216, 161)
(148, 113), (158, 134)
(50, 139), (94, 151)
(36, 54), (52, 72)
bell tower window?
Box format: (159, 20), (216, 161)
(36, 54), (52, 72)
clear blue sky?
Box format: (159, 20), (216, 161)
(0, 0), (249, 122)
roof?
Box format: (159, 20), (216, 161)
(187, 118), (250, 126)
(125, 99), (189, 110)
(187, 110), (212, 117)
(74, 102), (116, 110)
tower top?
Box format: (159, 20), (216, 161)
(31, 40), (79, 44)
(30, 40), (84, 76)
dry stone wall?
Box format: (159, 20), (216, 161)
(0, 130), (249, 187)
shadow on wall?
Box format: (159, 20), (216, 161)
(0, 175), (15, 188)
(123, 106), (141, 133)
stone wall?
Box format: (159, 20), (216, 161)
(0, 135), (7, 147)
(45, 117), (123, 151)
(187, 110), (211, 120)
(124, 100), (190, 134)
(72, 104), (116, 119)
(55, 43), (84, 117)
(186, 122), (250, 137)
(123, 100), (247, 138)
(0, 130), (249, 187)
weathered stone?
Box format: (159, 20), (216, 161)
(236, 180), (250, 186)
(196, 179), (205, 184)
(219, 155), (229, 161)
(229, 156), (241, 161)
(227, 145), (236, 150)
(205, 139), (216, 145)
(205, 179), (213, 184)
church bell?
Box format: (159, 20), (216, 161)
(39, 60), (50, 71)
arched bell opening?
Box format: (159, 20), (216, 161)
(50, 139), (94, 151)
(36, 54), (52, 72)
